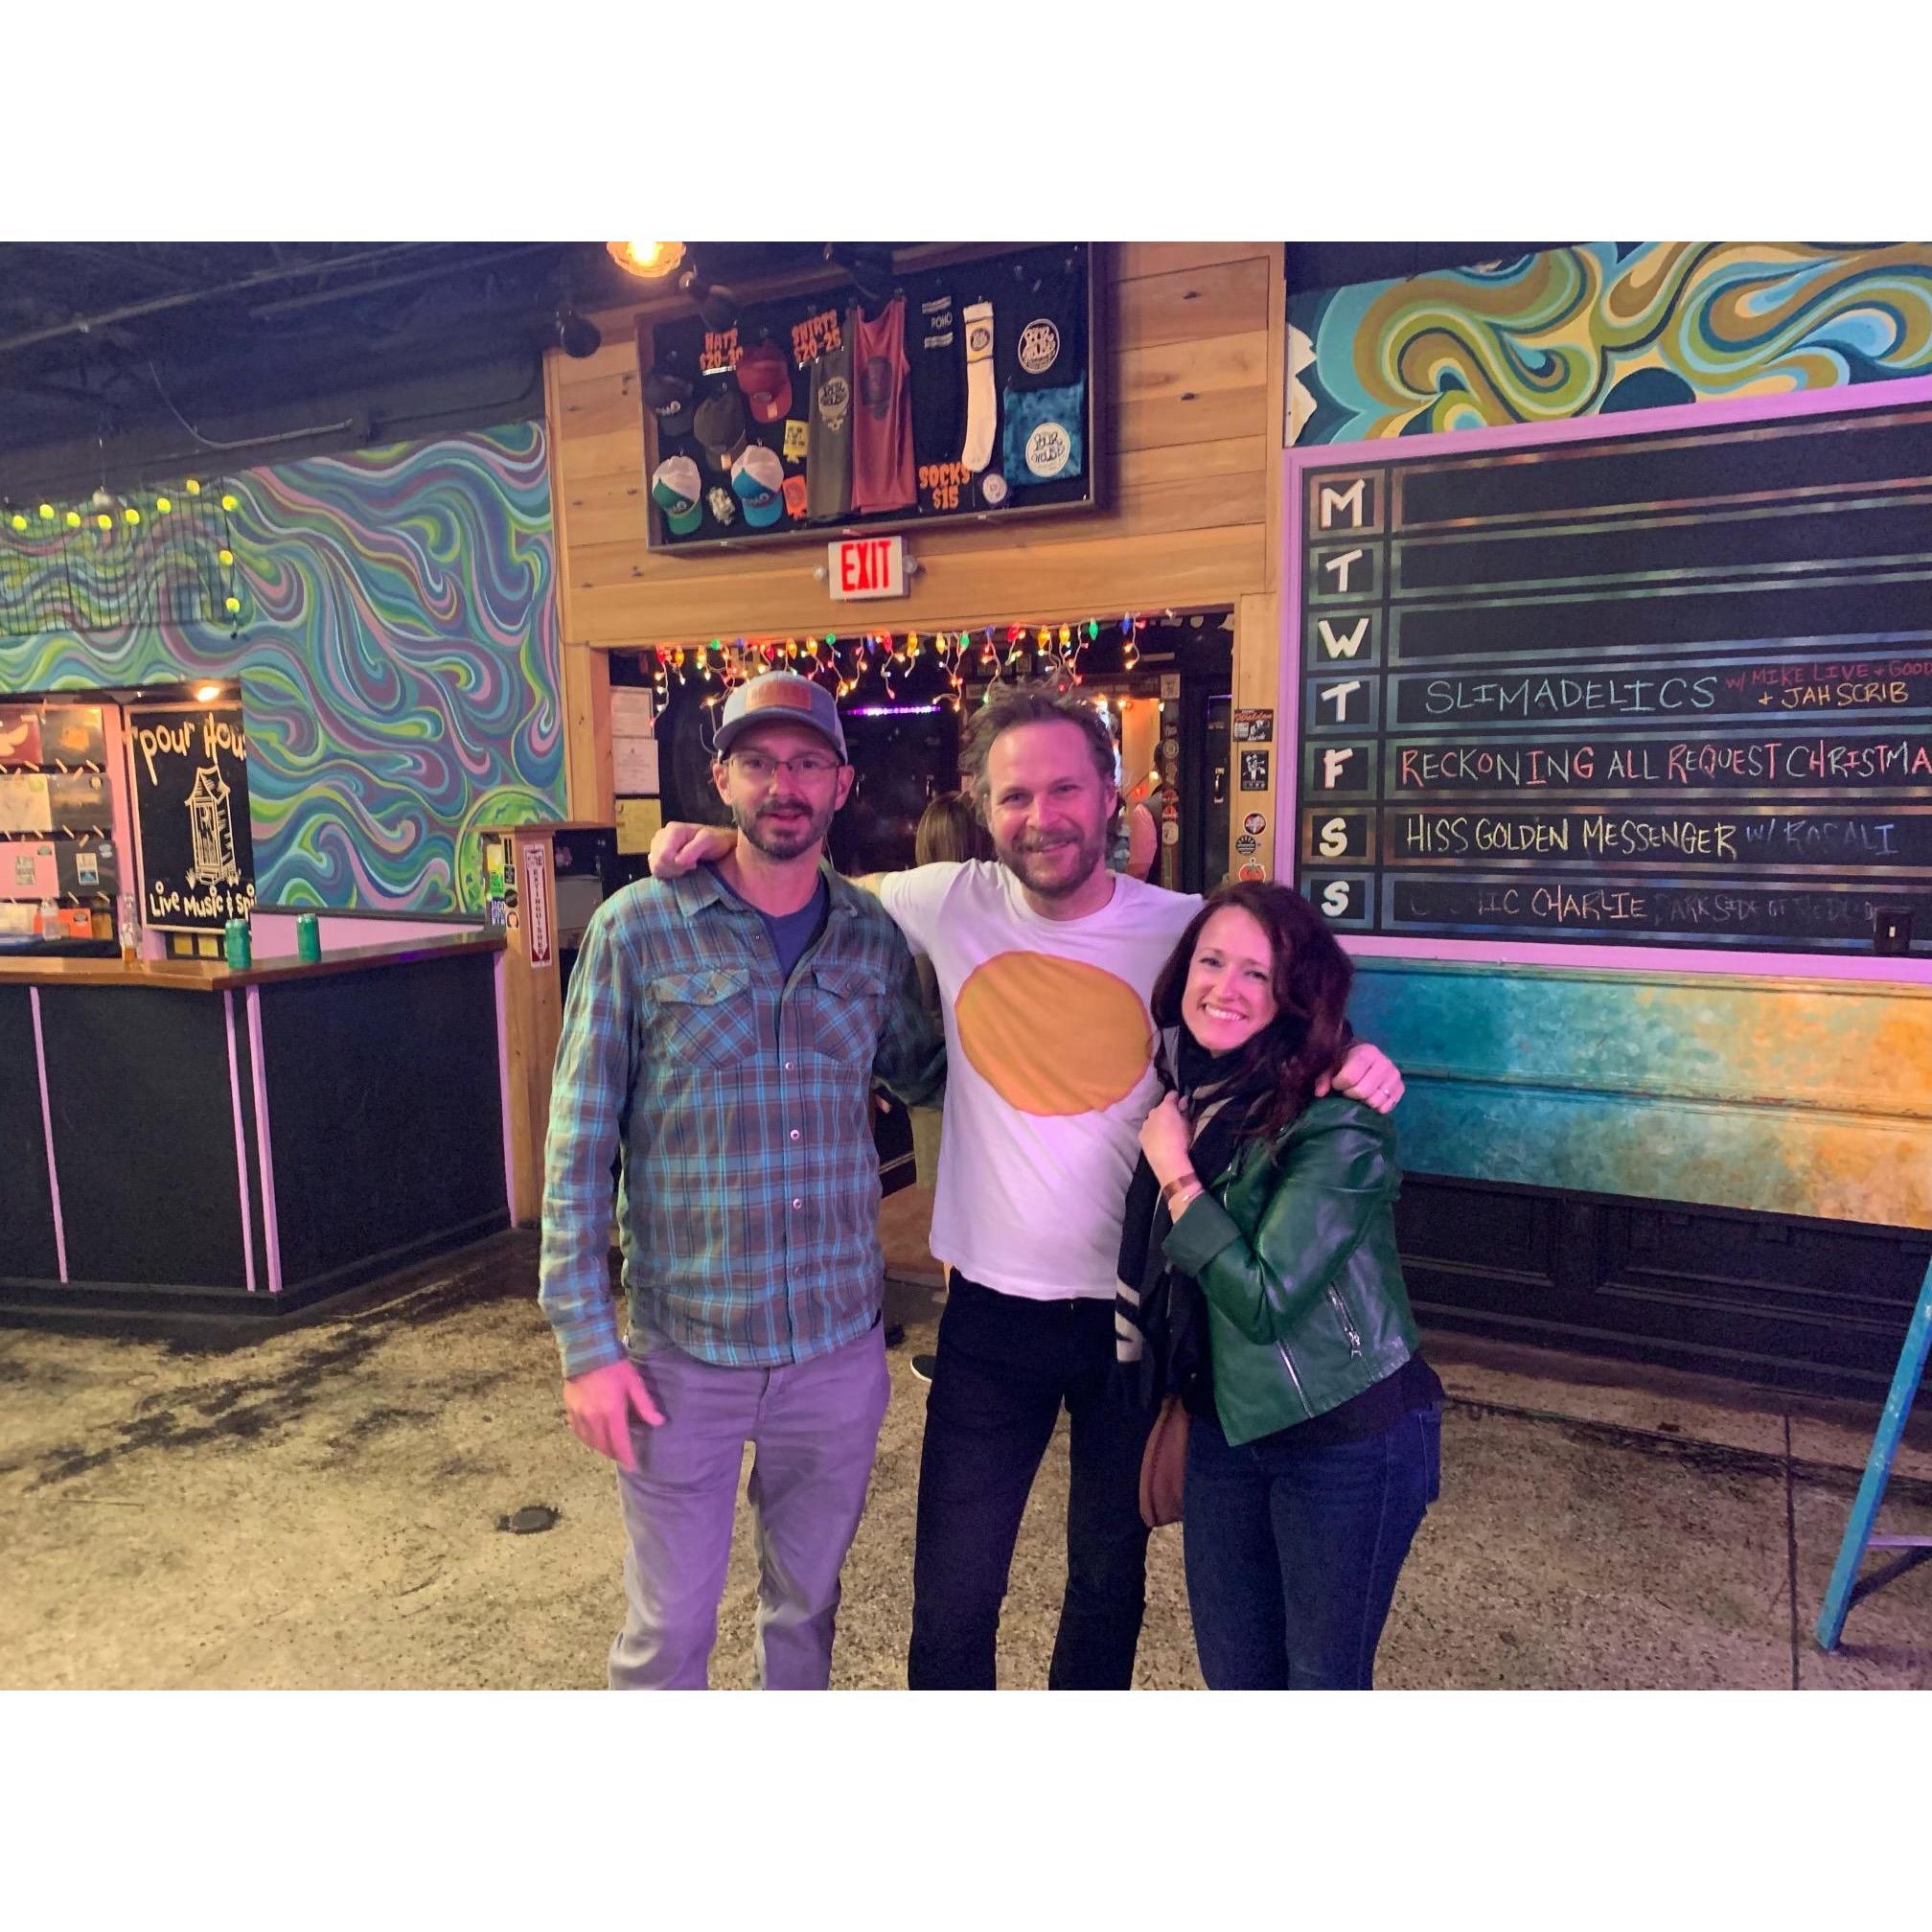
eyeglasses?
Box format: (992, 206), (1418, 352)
(725, 749), (842, 782)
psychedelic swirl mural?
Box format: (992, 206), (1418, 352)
(1288, 242), (1932, 445)
(0, 423), (564, 912)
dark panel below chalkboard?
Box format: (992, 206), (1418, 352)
(0, 988), (60, 1281)
(37, 986), (247, 1288)
(1396, 1172), (1932, 1393)
(260, 954), (505, 1292)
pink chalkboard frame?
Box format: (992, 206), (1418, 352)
(1277, 375), (1932, 983)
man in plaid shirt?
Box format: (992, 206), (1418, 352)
(540, 671), (943, 1690)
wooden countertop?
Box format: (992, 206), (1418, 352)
(0, 930), (505, 991)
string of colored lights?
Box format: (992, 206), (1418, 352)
(646, 613), (1155, 711)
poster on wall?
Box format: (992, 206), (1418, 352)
(127, 703), (256, 932)
(639, 243), (1101, 553)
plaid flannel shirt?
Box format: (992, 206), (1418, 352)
(539, 863), (945, 1376)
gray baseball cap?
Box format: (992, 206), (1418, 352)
(713, 671), (847, 762)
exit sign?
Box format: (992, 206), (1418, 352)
(828, 535), (908, 601)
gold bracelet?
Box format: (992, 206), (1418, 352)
(1162, 1174), (1204, 1216)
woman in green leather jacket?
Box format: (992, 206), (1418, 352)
(1117, 881), (1442, 1690)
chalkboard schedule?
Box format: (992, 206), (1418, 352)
(1293, 402), (1932, 954)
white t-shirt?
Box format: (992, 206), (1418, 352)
(878, 861), (1200, 1301)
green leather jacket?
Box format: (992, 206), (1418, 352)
(1162, 1094), (1418, 1448)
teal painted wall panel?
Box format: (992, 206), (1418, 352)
(1350, 959), (1931, 1229)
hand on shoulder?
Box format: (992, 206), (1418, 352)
(648, 820), (734, 878)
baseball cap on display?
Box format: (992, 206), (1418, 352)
(734, 338), (794, 424)
(693, 385), (748, 472)
(713, 670), (847, 762)
(650, 454), (703, 535)
(730, 445), (786, 528)
(643, 363), (695, 439)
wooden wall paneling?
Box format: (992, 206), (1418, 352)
(544, 353), (613, 816)
(562, 645), (613, 822)
(551, 332), (647, 391)
(1111, 256), (1275, 350)
(570, 523), (1268, 645)
(1231, 590), (1280, 880)
(1262, 242), (1285, 597)
(555, 375), (643, 442)
(1119, 435), (1270, 488)
(1113, 242), (1272, 282)
(558, 423), (651, 490)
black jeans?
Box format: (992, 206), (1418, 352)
(1183, 1402), (1440, 1690)
(908, 1276), (1155, 1690)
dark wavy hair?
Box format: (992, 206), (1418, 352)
(1148, 881), (1354, 1146)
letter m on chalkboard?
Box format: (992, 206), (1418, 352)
(1309, 471), (1382, 535)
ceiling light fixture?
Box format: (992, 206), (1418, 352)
(607, 242), (686, 281)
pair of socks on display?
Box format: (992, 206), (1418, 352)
(959, 301), (997, 474)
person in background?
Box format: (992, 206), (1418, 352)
(1123, 799), (1159, 883)
(540, 672), (943, 1690)
(1123, 882), (1442, 1690)
(906, 793), (994, 1385)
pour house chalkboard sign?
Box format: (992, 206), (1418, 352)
(127, 701), (256, 932)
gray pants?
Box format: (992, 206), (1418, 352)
(610, 1322), (891, 1690)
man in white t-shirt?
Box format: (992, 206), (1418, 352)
(650, 681), (1402, 1688)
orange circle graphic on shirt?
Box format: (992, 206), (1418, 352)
(954, 952), (1153, 1116)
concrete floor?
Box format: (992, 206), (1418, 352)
(2, 1230), (1928, 1690)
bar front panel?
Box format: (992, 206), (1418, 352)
(38, 985), (248, 1288)
(0, 987), (61, 1281)
(260, 952), (507, 1291)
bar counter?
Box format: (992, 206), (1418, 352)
(1, 932), (510, 1321)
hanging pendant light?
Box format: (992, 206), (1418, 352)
(607, 242), (686, 280)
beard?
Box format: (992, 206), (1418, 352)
(996, 820), (1109, 899)
(734, 791), (835, 861)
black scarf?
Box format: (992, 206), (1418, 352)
(1114, 1033), (1253, 1412)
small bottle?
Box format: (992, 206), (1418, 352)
(117, 892), (141, 964)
